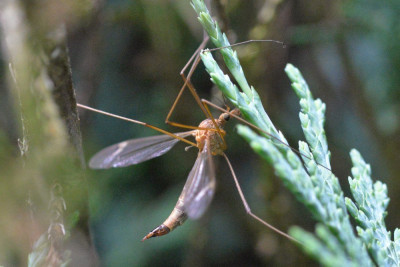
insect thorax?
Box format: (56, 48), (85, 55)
(195, 118), (227, 155)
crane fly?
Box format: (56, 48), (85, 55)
(78, 38), (299, 243)
(78, 104), (296, 243)
(79, 104), (247, 240)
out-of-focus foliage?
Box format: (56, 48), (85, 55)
(1, 0), (399, 266)
(0, 0), (95, 266)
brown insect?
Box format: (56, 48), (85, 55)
(78, 38), (296, 243)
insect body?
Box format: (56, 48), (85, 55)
(78, 37), (297, 243)
(87, 106), (240, 240)
(142, 109), (240, 240)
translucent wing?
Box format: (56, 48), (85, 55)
(89, 131), (195, 169)
(178, 139), (216, 219)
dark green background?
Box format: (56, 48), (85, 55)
(1, 0), (399, 266)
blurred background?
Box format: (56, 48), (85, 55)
(1, 0), (400, 266)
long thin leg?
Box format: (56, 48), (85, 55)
(165, 34), (210, 126)
(166, 38), (285, 130)
(206, 39), (285, 53)
(165, 38), (286, 148)
(164, 34), (227, 145)
(202, 98), (280, 141)
(222, 153), (300, 244)
(77, 103), (198, 147)
(203, 99), (332, 173)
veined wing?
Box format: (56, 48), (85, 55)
(89, 131), (195, 169)
(179, 139), (216, 219)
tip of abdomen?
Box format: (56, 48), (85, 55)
(141, 224), (171, 241)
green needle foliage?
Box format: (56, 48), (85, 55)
(346, 150), (400, 265)
(191, 0), (399, 265)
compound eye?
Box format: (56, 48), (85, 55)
(223, 113), (230, 121)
